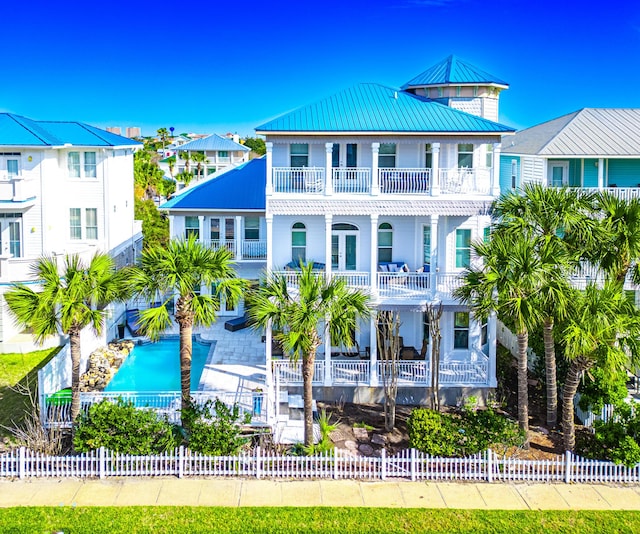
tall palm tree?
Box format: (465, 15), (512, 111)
(454, 230), (560, 444)
(248, 263), (370, 447)
(128, 237), (245, 419)
(4, 253), (128, 423)
(179, 151), (191, 174)
(191, 152), (208, 182)
(560, 281), (640, 451)
(493, 184), (596, 427)
(157, 127), (169, 153)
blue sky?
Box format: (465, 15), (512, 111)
(3, 0), (640, 137)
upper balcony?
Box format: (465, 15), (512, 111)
(0, 174), (37, 205)
(271, 166), (493, 197)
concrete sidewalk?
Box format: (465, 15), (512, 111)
(1, 478), (640, 509)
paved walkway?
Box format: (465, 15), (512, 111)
(2, 478), (640, 509)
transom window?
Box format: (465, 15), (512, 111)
(290, 144), (309, 167)
(379, 144), (396, 168)
(455, 229), (471, 268)
(454, 312), (470, 349)
(378, 223), (393, 263)
(457, 144), (473, 168)
(185, 216), (200, 239)
(292, 222), (306, 264)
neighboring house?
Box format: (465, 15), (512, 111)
(162, 158), (267, 315)
(255, 55), (515, 404)
(0, 113), (142, 350)
(500, 108), (640, 196)
(158, 134), (191, 158)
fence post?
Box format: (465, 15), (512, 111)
(256, 446), (261, 480)
(380, 448), (386, 481)
(333, 447), (339, 479)
(410, 448), (416, 482)
(487, 449), (493, 483)
(99, 447), (106, 480)
(564, 450), (572, 484)
(18, 447), (25, 480)
(178, 446), (184, 479)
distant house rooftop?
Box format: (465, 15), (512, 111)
(175, 134), (250, 152)
(402, 55), (509, 89)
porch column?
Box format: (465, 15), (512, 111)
(491, 142), (501, 196)
(431, 143), (440, 196)
(235, 215), (243, 260)
(265, 142), (273, 195)
(265, 319), (274, 424)
(598, 158), (604, 189)
(198, 216), (205, 245)
(370, 214), (378, 297)
(266, 214), (273, 273)
(324, 142), (334, 196)
(324, 214), (333, 281)
(430, 215), (439, 295)
(371, 142), (380, 196)
(169, 216), (175, 239)
(369, 315), (379, 386)
(324, 320), (332, 386)
(487, 311), (498, 387)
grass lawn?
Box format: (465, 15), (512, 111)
(0, 347), (61, 441)
(0, 507), (638, 533)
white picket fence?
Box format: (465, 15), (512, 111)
(1, 447), (639, 483)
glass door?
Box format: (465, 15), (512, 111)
(549, 162), (569, 187)
(331, 223), (358, 271)
(0, 217), (21, 257)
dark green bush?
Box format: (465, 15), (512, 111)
(73, 399), (179, 454)
(181, 398), (249, 455)
(578, 367), (629, 412)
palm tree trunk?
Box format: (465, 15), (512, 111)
(542, 318), (558, 428)
(516, 330), (530, 446)
(178, 320), (193, 417)
(302, 350), (316, 447)
(562, 358), (588, 452)
(69, 327), (82, 424)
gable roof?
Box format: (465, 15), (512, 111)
(162, 157), (265, 211)
(175, 134), (250, 152)
(0, 113), (141, 147)
(255, 83), (514, 134)
(502, 109), (640, 157)
(402, 55), (509, 89)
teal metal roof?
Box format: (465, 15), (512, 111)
(255, 83), (514, 133)
(176, 134), (250, 152)
(402, 55), (509, 89)
(0, 113), (141, 147)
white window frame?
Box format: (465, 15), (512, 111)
(68, 151), (98, 179)
(377, 222), (393, 263)
(70, 208), (98, 240)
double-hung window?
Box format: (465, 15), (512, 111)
(379, 143), (396, 168)
(423, 225), (431, 266)
(290, 144), (309, 167)
(377, 223), (393, 263)
(455, 229), (471, 268)
(454, 312), (470, 349)
(185, 216), (200, 239)
(68, 151), (97, 178)
(84, 152), (97, 177)
(457, 144), (473, 168)
(485, 144), (493, 168)
(68, 152), (81, 178)
(244, 217), (260, 240)
(85, 208), (98, 239)
(69, 208), (97, 240)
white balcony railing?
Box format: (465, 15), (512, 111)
(332, 361), (369, 384)
(377, 272), (431, 299)
(332, 271), (370, 288)
(569, 187), (640, 202)
(242, 239), (267, 260)
(209, 240), (236, 258)
(332, 168), (371, 193)
(273, 167), (325, 193)
(379, 168), (431, 194)
(272, 359), (325, 385)
(439, 168), (491, 195)
(0, 175), (37, 202)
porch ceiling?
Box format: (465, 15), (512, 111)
(267, 199), (493, 216)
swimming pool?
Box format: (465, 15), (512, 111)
(104, 337), (215, 392)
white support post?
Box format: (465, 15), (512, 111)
(265, 319), (274, 425)
(565, 450), (572, 483)
(235, 215), (243, 260)
(598, 158), (604, 189)
(198, 215), (205, 244)
(370, 214), (378, 298)
(431, 143), (440, 196)
(487, 449), (493, 483)
(178, 445), (184, 479)
(265, 215), (273, 273)
(491, 142), (501, 196)
(324, 214), (333, 281)
(369, 315), (378, 387)
(488, 311), (498, 387)
(324, 322), (332, 387)
(371, 142), (380, 196)
(325, 142), (334, 196)
(99, 446), (106, 480)
(265, 142), (273, 195)
(430, 215), (439, 294)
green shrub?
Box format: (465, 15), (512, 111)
(181, 398), (249, 455)
(578, 367), (629, 412)
(73, 399), (179, 454)
(407, 409), (458, 457)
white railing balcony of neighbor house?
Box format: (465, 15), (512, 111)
(273, 167), (325, 193)
(209, 240), (236, 258)
(379, 168), (431, 194)
(242, 239), (267, 260)
(272, 359), (325, 385)
(439, 168), (491, 195)
(569, 187), (640, 202)
(0, 174), (37, 202)
(332, 168), (371, 193)
(377, 272), (431, 299)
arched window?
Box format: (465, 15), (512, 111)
(378, 222), (393, 263)
(291, 222), (306, 264)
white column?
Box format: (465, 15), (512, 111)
(324, 322), (332, 387)
(369, 315), (379, 387)
(235, 215), (243, 260)
(488, 311), (497, 387)
(370, 214), (378, 297)
(491, 142), (501, 196)
(430, 215), (439, 294)
(198, 216), (205, 244)
(169, 216), (175, 239)
(324, 214), (333, 280)
(265, 142), (273, 195)
(325, 142), (334, 196)
(266, 215), (273, 272)
(431, 142), (440, 196)
(371, 142), (380, 196)
(598, 158), (604, 189)
(265, 319), (274, 424)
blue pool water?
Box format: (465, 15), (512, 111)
(104, 338), (215, 392)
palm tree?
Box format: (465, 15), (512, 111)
(157, 127), (169, 153)
(179, 151), (191, 174)
(492, 184), (596, 427)
(128, 237), (246, 420)
(560, 281), (640, 451)
(248, 263), (370, 447)
(454, 230), (560, 444)
(191, 152), (209, 182)
(4, 253), (128, 423)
